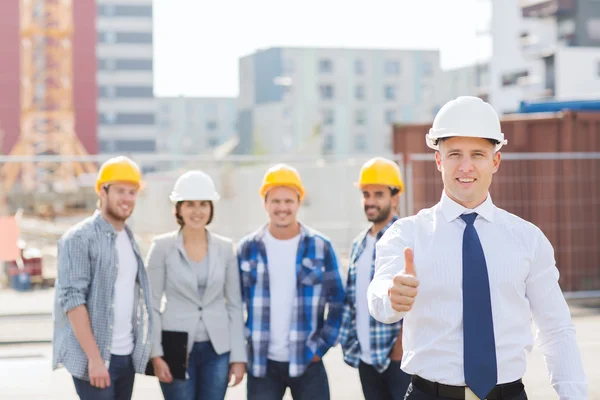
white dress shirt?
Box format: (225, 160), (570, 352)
(367, 191), (588, 399)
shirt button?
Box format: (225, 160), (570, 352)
(198, 307), (202, 311)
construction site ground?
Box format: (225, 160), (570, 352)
(0, 287), (598, 399)
(1, 215), (599, 399)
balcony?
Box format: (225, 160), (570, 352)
(520, 0), (575, 19)
(520, 35), (557, 59)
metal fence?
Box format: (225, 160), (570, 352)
(1, 152), (599, 294)
(404, 152), (600, 294)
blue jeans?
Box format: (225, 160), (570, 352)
(72, 354), (135, 400)
(160, 341), (230, 400)
(358, 360), (412, 400)
(247, 359), (330, 400)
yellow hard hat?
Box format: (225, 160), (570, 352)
(259, 163), (305, 200)
(356, 157), (404, 194)
(95, 156), (143, 193)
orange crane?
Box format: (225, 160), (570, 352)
(0, 0), (96, 194)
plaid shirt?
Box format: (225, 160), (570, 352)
(339, 216), (402, 373)
(52, 210), (153, 380)
(237, 223), (346, 378)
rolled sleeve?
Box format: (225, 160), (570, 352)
(527, 229), (588, 399)
(368, 220), (412, 324)
(57, 235), (91, 314)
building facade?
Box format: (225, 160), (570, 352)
(96, 0), (156, 160)
(155, 97), (237, 155)
(237, 47), (444, 155)
(490, 0), (600, 114)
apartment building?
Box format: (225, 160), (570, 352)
(96, 0), (157, 164)
(155, 97), (237, 155)
(490, 0), (600, 114)
(237, 47), (444, 155)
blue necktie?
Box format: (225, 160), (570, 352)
(461, 213), (498, 399)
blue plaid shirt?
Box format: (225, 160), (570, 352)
(237, 223), (346, 378)
(339, 216), (402, 373)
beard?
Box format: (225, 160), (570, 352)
(105, 202), (132, 222)
(365, 204), (392, 224)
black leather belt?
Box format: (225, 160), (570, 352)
(412, 375), (524, 400)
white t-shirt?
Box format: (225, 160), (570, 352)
(356, 234), (376, 364)
(264, 231), (301, 362)
(111, 230), (138, 355)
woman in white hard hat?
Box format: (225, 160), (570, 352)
(145, 170), (247, 400)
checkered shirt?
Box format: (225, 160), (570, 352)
(237, 223), (346, 378)
(52, 210), (153, 380)
(338, 216), (402, 373)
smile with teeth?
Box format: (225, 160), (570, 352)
(457, 178), (475, 183)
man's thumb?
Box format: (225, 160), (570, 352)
(404, 247), (416, 276)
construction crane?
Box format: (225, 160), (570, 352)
(0, 0), (96, 195)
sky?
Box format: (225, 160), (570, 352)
(153, 0), (492, 98)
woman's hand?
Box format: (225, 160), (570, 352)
(152, 357), (173, 383)
(228, 362), (246, 386)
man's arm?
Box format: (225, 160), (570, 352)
(58, 235), (109, 387)
(58, 235), (100, 358)
(67, 306), (104, 361)
(313, 242), (346, 358)
(527, 229), (587, 399)
(367, 221), (411, 324)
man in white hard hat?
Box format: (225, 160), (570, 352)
(368, 96), (588, 399)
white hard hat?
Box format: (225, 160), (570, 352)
(426, 96), (507, 152)
(169, 170), (220, 203)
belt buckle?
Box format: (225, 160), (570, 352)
(465, 387), (484, 400)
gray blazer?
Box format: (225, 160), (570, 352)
(145, 229), (247, 363)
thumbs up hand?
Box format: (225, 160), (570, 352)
(388, 248), (419, 313)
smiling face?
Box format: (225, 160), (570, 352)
(361, 184), (397, 224)
(99, 182), (139, 223)
(176, 200), (213, 230)
(435, 136), (501, 209)
(264, 186), (300, 229)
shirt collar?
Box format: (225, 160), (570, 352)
(439, 191), (495, 223)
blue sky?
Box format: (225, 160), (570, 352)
(153, 0), (491, 97)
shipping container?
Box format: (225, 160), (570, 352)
(392, 111), (600, 292)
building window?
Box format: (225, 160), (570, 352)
(354, 134), (367, 151)
(355, 60), (365, 75)
(319, 59), (333, 73)
(98, 59), (152, 71)
(114, 139), (156, 153)
(206, 121), (218, 131)
(384, 85), (396, 101)
(385, 61), (400, 75)
(98, 32), (153, 44)
(205, 103), (217, 116)
(422, 61), (433, 77)
(501, 70), (528, 87)
(102, 32), (116, 44)
(284, 58), (294, 74)
(319, 84), (334, 100)
(587, 18), (600, 41)
(323, 134), (335, 153)
(207, 137), (220, 147)
(355, 85), (365, 100)
(322, 109), (334, 125)
(385, 110), (396, 124)
(355, 110), (367, 125)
